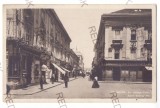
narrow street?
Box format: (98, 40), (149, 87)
(12, 76), (152, 99)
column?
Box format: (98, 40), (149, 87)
(104, 25), (111, 59)
(31, 60), (35, 83)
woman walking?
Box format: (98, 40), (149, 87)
(92, 76), (100, 88)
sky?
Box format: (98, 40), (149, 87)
(53, 5), (123, 68)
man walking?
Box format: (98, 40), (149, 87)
(39, 75), (44, 89)
(64, 72), (69, 88)
(41, 63), (48, 84)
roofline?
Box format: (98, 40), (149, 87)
(49, 9), (72, 42)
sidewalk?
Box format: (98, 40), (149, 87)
(98, 80), (152, 84)
(10, 77), (78, 95)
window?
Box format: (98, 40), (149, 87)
(115, 30), (120, 40)
(148, 30), (152, 40)
(141, 48), (145, 57)
(108, 48), (112, 52)
(130, 48), (136, 53)
(114, 49), (120, 59)
(115, 30), (120, 35)
(137, 71), (142, 79)
(131, 30), (136, 40)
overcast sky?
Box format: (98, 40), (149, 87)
(54, 5), (123, 68)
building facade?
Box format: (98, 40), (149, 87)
(75, 51), (84, 71)
(94, 9), (152, 82)
(6, 9), (79, 89)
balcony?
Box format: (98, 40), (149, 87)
(104, 59), (147, 67)
(111, 40), (123, 49)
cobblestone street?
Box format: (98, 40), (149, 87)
(10, 76), (152, 99)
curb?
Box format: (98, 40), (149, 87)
(98, 81), (152, 84)
(10, 77), (78, 95)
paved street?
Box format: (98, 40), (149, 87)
(10, 76), (152, 99)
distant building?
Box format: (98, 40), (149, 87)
(6, 9), (79, 89)
(74, 50), (84, 71)
(94, 9), (152, 82)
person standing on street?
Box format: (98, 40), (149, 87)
(92, 76), (100, 88)
(41, 63), (48, 84)
(6, 83), (11, 97)
(64, 72), (69, 88)
(39, 75), (44, 89)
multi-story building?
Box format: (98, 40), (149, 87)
(75, 51), (84, 71)
(70, 49), (79, 70)
(94, 9), (152, 82)
(6, 9), (79, 89)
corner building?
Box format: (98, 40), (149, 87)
(95, 9), (152, 82)
(6, 9), (79, 89)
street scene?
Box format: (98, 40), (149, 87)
(4, 5), (155, 101)
(11, 76), (151, 99)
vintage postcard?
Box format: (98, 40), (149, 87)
(3, 4), (156, 103)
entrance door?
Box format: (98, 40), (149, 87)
(143, 70), (152, 82)
(113, 67), (120, 81)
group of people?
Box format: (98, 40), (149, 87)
(39, 64), (69, 89)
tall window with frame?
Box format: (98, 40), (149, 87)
(108, 48), (112, 58)
(115, 30), (120, 40)
(114, 49), (120, 59)
(131, 30), (136, 40)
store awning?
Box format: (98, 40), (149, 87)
(61, 67), (71, 73)
(145, 66), (152, 71)
(52, 63), (65, 74)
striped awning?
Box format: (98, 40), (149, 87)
(61, 67), (71, 73)
(52, 63), (65, 74)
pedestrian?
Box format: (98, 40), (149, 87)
(41, 64), (48, 84)
(64, 72), (69, 88)
(6, 83), (11, 97)
(72, 67), (76, 78)
(92, 76), (99, 88)
(39, 75), (44, 89)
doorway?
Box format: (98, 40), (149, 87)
(113, 67), (121, 81)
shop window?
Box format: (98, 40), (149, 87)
(8, 56), (19, 77)
(137, 71), (142, 79)
(106, 70), (112, 78)
(121, 71), (128, 78)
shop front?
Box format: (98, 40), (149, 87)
(102, 60), (151, 82)
(7, 38), (43, 89)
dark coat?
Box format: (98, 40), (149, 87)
(92, 80), (99, 88)
(64, 73), (69, 82)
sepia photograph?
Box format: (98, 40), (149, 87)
(3, 4), (156, 103)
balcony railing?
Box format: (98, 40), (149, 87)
(111, 40), (123, 49)
(145, 39), (152, 44)
(112, 40), (122, 44)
